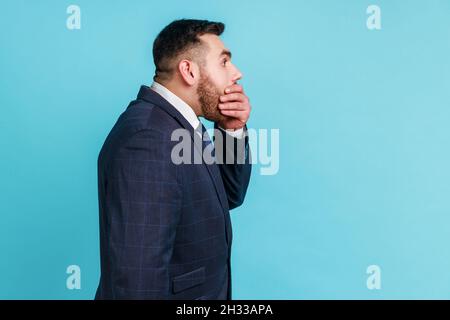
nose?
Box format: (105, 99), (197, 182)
(232, 65), (243, 83)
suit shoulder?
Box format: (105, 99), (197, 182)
(98, 99), (180, 161)
(115, 99), (180, 136)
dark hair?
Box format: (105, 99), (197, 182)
(152, 19), (225, 82)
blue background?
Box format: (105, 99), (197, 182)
(1, 0), (450, 299)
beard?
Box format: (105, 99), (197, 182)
(197, 70), (227, 123)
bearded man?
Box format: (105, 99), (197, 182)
(95, 19), (252, 300)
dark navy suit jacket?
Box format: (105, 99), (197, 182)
(95, 85), (251, 300)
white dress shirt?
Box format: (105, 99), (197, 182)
(150, 81), (244, 139)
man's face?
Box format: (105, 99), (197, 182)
(196, 34), (242, 122)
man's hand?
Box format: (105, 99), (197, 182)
(217, 84), (251, 130)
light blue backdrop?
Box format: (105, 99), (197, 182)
(1, 0), (450, 299)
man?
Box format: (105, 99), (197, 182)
(95, 19), (252, 300)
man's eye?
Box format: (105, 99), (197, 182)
(222, 59), (228, 66)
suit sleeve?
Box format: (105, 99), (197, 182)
(104, 129), (182, 299)
(214, 123), (252, 210)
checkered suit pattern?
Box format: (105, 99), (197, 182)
(95, 86), (251, 300)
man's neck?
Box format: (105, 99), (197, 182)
(155, 80), (201, 116)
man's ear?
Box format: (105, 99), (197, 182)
(178, 59), (198, 86)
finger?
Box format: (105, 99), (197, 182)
(219, 109), (245, 118)
(219, 93), (246, 103)
(224, 84), (243, 94)
(218, 102), (246, 110)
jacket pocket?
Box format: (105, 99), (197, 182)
(172, 266), (206, 294)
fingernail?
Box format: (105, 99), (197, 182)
(225, 88), (230, 93)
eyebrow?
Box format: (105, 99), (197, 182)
(219, 49), (232, 59)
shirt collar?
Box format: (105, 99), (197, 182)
(150, 81), (200, 131)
